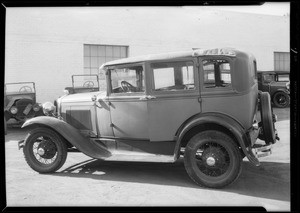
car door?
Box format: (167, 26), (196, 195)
(107, 63), (149, 140)
(146, 58), (201, 142)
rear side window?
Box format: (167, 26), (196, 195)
(151, 61), (195, 91)
(202, 59), (231, 88)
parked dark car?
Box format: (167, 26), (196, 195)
(64, 75), (99, 94)
(4, 82), (44, 130)
(19, 48), (278, 188)
(257, 71), (290, 108)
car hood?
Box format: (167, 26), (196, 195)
(269, 81), (288, 87)
(60, 91), (106, 103)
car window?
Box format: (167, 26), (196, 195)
(151, 61), (195, 91)
(202, 59), (231, 88)
(263, 74), (275, 83)
(277, 74), (289, 82)
(110, 65), (145, 94)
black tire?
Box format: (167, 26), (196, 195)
(260, 92), (276, 144)
(184, 130), (242, 188)
(23, 127), (67, 173)
(273, 91), (290, 108)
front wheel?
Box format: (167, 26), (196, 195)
(23, 127), (67, 173)
(184, 130), (242, 188)
(273, 91), (290, 108)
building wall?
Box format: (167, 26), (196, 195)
(5, 7), (290, 103)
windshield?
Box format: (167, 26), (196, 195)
(263, 74), (275, 83)
(73, 75), (99, 88)
(5, 82), (35, 94)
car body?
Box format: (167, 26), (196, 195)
(19, 48), (279, 188)
(64, 74), (99, 94)
(4, 82), (44, 127)
(257, 71), (290, 108)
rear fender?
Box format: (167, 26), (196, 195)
(174, 113), (260, 166)
(22, 116), (111, 159)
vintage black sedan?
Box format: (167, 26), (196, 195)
(257, 71), (290, 108)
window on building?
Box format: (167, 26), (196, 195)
(84, 44), (128, 91)
(151, 61), (195, 91)
(274, 52), (290, 71)
(203, 59), (231, 88)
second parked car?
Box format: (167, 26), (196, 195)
(4, 82), (44, 130)
(257, 71), (290, 108)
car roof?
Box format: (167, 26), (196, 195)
(100, 48), (249, 68)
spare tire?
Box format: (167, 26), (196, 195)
(260, 92), (276, 144)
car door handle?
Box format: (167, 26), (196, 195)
(139, 95), (156, 100)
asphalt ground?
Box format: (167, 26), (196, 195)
(4, 107), (290, 210)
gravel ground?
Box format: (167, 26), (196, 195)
(4, 108), (290, 210)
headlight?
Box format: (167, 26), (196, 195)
(63, 89), (69, 95)
(10, 106), (18, 114)
(33, 103), (41, 112)
(286, 82), (290, 90)
(42, 102), (56, 115)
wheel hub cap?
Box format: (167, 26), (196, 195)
(206, 157), (216, 166)
(37, 148), (45, 156)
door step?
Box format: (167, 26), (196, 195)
(252, 144), (272, 158)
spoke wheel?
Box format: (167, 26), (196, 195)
(273, 91), (290, 108)
(184, 130), (242, 188)
(23, 127), (67, 173)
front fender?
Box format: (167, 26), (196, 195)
(22, 116), (111, 159)
(174, 113), (260, 166)
(273, 88), (290, 95)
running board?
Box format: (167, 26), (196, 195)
(252, 144), (272, 158)
(101, 150), (175, 163)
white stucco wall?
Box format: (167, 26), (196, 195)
(5, 6), (290, 103)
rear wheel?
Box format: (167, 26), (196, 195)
(23, 127), (67, 173)
(184, 130), (242, 188)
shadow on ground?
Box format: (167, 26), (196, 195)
(51, 157), (289, 202)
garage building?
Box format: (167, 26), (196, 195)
(5, 6), (290, 103)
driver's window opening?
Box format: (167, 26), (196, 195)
(151, 61), (195, 91)
(203, 59), (231, 88)
(110, 66), (145, 93)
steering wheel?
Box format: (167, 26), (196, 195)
(19, 86), (32, 93)
(83, 81), (94, 88)
(121, 81), (135, 92)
